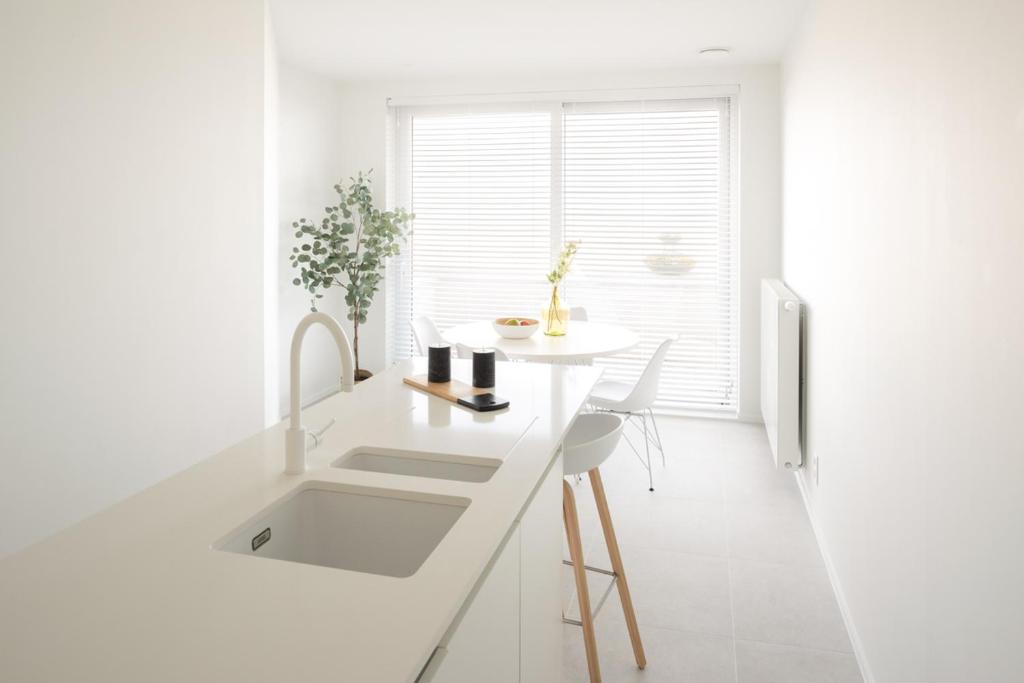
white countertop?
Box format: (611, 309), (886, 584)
(0, 358), (601, 682)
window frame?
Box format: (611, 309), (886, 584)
(387, 87), (740, 416)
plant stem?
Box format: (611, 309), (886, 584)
(353, 314), (360, 379)
(547, 285), (560, 333)
(351, 205), (364, 377)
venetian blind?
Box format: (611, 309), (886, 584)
(389, 97), (736, 414)
(388, 108), (552, 360)
(562, 99), (737, 412)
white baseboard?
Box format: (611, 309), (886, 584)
(794, 473), (876, 683)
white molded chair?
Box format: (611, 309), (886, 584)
(588, 338), (674, 491)
(455, 343), (510, 361)
(411, 316), (445, 355)
(562, 307), (591, 366)
(562, 413), (646, 682)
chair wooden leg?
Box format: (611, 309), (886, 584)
(564, 480), (601, 682)
(589, 469), (647, 670)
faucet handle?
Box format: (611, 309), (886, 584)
(307, 418), (337, 449)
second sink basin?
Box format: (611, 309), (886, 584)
(332, 447), (500, 483)
(214, 482), (469, 578)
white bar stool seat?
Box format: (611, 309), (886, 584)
(564, 413), (622, 475)
(561, 413), (646, 682)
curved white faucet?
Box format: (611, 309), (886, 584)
(285, 312), (355, 474)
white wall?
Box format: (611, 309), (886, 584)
(316, 65), (781, 419)
(263, 5), (281, 426)
(0, 1), (268, 557)
(783, 1), (1024, 680)
(276, 64), (364, 418)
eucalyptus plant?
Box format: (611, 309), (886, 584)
(289, 170), (413, 379)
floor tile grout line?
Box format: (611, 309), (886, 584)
(726, 554), (832, 572)
(733, 636), (859, 657)
(563, 571), (855, 656)
(599, 539), (827, 569)
(581, 614), (739, 643)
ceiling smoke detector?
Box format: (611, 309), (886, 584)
(698, 47), (731, 59)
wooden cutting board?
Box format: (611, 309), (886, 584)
(403, 374), (492, 403)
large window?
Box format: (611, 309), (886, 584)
(388, 108), (553, 359)
(389, 97), (737, 414)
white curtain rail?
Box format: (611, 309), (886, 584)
(386, 84), (739, 108)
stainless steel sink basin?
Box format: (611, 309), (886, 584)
(332, 447), (499, 483)
(214, 482), (469, 578)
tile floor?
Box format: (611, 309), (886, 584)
(561, 416), (863, 683)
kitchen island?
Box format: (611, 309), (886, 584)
(0, 358), (601, 682)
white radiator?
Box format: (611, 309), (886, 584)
(761, 279), (802, 470)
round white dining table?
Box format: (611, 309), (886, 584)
(443, 320), (639, 363)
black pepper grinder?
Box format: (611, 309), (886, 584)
(472, 348), (496, 388)
(428, 343), (451, 383)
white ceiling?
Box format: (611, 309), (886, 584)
(269, 0), (809, 81)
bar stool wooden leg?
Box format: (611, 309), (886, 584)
(563, 479), (602, 682)
(589, 468), (647, 670)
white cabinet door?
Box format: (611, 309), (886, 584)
(422, 454), (564, 683)
(428, 525), (521, 683)
(519, 454), (564, 683)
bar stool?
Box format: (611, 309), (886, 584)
(563, 413), (646, 682)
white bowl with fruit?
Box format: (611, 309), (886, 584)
(493, 317), (540, 339)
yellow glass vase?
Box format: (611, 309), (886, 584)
(543, 286), (570, 336)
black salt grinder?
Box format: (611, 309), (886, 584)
(472, 348), (496, 388)
(428, 344), (451, 383)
